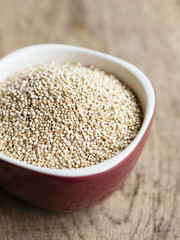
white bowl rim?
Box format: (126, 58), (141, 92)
(0, 44), (156, 177)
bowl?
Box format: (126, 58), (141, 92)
(0, 44), (156, 211)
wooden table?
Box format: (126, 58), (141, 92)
(0, 0), (179, 239)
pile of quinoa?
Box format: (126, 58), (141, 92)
(0, 62), (143, 169)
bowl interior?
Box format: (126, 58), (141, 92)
(0, 44), (155, 176)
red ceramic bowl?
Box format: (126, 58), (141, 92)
(0, 44), (156, 211)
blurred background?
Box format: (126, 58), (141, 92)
(0, 0), (179, 239)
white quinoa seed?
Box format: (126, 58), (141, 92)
(0, 62), (143, 169)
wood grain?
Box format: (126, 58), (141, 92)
(0, 0), (179, 239)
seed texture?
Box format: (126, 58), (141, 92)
(0, 63), (143, 169)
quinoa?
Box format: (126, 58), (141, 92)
(0, 62), (143, 169)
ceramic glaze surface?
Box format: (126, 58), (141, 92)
(0, 45), (156, 211)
